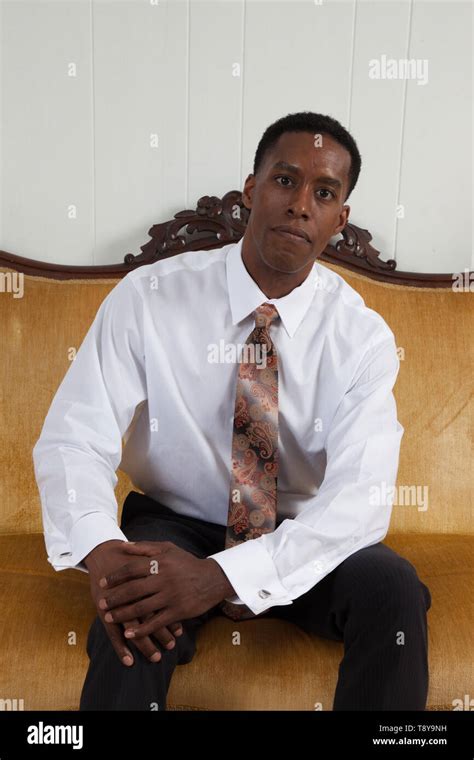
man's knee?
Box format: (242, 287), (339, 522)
(339, 544), (431, 615)
(85, 614), (198, 667)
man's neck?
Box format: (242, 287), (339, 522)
(241, 242), (314, 299)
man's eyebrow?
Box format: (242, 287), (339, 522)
(270, 161), (343, 189)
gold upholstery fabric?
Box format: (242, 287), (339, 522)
(0, 533), (471, 711)
(0, 262), (472, 710)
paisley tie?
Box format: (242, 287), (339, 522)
(220, 303), (280, 621)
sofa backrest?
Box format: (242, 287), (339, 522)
(0, 262), (471, 537)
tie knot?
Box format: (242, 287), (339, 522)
(254, 303), (279, 330)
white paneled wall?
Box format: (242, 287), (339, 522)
(0, 0), (472, 272)
(2, 0), (95, 264)
(396, 0), (473, 273)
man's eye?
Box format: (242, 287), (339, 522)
(317, 189), (335, 199)
(275, 176), (334, 199)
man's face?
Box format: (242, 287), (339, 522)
(242, 131), (351, 275)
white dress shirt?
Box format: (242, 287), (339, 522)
(33, 235), (404, 615)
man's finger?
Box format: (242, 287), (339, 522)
(99, 543), (175, 589)
(102, 617), (163, 666)
(124, 609), (175, 639)
(99, 558), (159, 590)
(152, 624), (177, 651)
(139, 614), (182, 652)
(103, 619), (136, 667)
(121, 540), (174, 557)
(170, 621), (184, 637)
(103, 591), (164, 623)
(123, 618), (163, 663)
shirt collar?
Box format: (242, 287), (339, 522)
(226, 234), (317, 338)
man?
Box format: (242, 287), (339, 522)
(33, 111), (431, 711)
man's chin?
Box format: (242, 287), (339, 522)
(260, 247), (315, 275)
(247, 225), (316, 274)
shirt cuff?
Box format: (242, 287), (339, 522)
(49, 512), (129, 572)
(207, 538), (293, 615)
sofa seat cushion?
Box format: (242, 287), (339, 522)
(0, 533), (471, 711)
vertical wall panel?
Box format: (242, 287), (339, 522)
(396, 0), (472, 272)
(241, 0), (354, 193)
(0, 0), (5, 249)
(0, 0), (3, 248)
(188, 0), (244, 206)
(92, 0), (189, 264)
(1, 0), (94, 264)
(349, 0), (412, 262)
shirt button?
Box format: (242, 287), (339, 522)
(258, 589), (271, 598)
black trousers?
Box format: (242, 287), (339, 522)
(79, 491), (432, 711)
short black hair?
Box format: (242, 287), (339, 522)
(253, 111), (362, 201)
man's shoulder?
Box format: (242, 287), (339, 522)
(126, 240), (232, 291)
(313, 260), (395, 344)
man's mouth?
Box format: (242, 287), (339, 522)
(272, 225), (311, 245)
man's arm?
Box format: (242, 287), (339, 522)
(33, 281), (190, 663)
(32, 275), (147, 571)
(207, 333), (404, 616)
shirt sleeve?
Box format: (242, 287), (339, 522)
(32, 275), (147, 573)
(207, 333), (404, 615)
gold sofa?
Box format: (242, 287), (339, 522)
(0, 201), (472, 711)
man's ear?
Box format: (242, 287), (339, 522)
(242, 173), (256, 210)
(333, 204), (350, 236)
